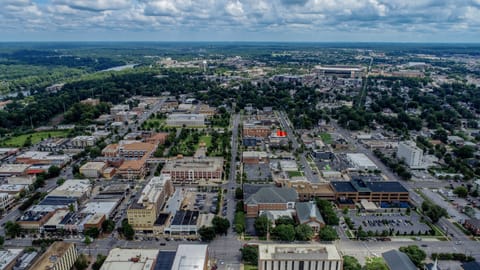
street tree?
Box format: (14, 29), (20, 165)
(399, 245), (426, 267)
(318, 226), (338, 241)
(254, 215), (272, 237)
(295, 224), (314, 241)
(198, 226), (216, 242)
(212, 216), (230, 235)
(343, 256), (362, 270)
(240, 245), (258, 265)
(273, 224), (296, 241)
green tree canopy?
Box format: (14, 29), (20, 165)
(344, 256), (362, 270)
(272, 224), (296, 241)
(198, 226), (216, 242)
(295, 224), (314, 241)
(318, 225), (338, 241)
(399, 245), (426, 267)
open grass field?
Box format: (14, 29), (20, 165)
(244, 265), (258, 270)
(319, 132), (332, 144)
(1, 130), (70, 147)
(197, 135), (212, 149)
(287, 171), (304, 178)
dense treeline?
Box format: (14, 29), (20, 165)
(0, 50), (125, 71)
(0, 69), (216, 133)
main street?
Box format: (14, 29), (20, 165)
(208, 113), (242, 270)
(277, 110), (319, 183)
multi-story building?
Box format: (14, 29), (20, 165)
(117, 157), (148, 180)
(258, 244), (343, 270)
(330, 179), (409, 205)
(161, 157), (223, 185)
(127, 174), (174, 231)
(0, 193), (15, 211)
(70, 136), (97, 148)
(244, 187), (298, 218)
(29, 242), (78, 270)
(79, 162), (107, 178)
(284, 181), (336, 202)
(118, 141), (157, 159)
(243, 123), (271, 138)
(397, 141), (424, 168)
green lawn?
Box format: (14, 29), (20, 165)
(197, 135), (212, 149)
(1, 130), (70, 147)
(319, 132), (332, 144)
(287, 171), (304, 178)
(142, 119), (165, 130)
(244, 265), (258, 270)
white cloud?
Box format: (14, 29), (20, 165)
(0, 0), (479, 41)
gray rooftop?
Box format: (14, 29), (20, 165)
(382, 250), (417, 270)
(296, 201), (324, 225)
(245, 187), (297, 205)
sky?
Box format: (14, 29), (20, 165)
(1, 0), (480, 42)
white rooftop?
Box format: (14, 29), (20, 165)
(100, 248), (159, 270)
(258, 244), (341, 261)
(171, 244), (208, 270)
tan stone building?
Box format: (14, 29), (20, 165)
(29, 242), (78, 270)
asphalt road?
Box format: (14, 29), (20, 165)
(276, 110), (319, 183)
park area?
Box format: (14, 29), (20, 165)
(1, 130), (70, 147)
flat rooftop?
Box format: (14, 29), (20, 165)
(331, 179), (408, 193)
(171, 210), (199, 226)
(171, 244), (208, 270)
(163, 157), (223, 171)
(101, 248), (159, 270)
(258, 244), (341, 261)
(29, 242), (75, 270)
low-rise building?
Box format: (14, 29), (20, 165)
(79, 162), (107, 178)
(15, 151), (70, 167)
(166, 113), (206, 127)
(0, 164), (31, 177)
(346, 153), (378, 170)
(48, 179), (91, 201)
(244, 187), (298, 218)
(295, 201), (325, 234)
(243, 123), (271, 138)
(127, 175), (174, 231)
(100, 248), (159, 270)
(382, 250), (417, 270)
(258, 244), (343, 270)
(243, 151), (269, 164)
(0, 249), (22, 270)
(117, 158), (148, 180)
(464, 218), (480, 235)
(165, 210), (200, 236)
(118, 140), (157, 159)
(285, 181), (336, 202)
(29, 242), (78, 270)
(171, 244), (209, 270)
(162, 157), (223, 185)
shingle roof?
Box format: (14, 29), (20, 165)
(296, 201), (324, 224)
(245, 187), (297, 205)
(382, 250), (417, 270)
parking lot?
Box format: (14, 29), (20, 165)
(244, 163), (272, 182)
(347, 211), (431, 235)
(180, 191), (224, 215)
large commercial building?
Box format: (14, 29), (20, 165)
(29, 242), (78, 270)
(0, 164), (31, 177)
(161, 157), (223, 185)
(346, 153), (378, 170)
(314, 65), (364, 78)
(258, 244), (343, 270)
(330, 179), (409, 205)
(397, 141), (424, 168)
(243, 151), (269, 164)
(244, 187), (298, 218)
(166, 113), (206, 127)
(127, 174), (174, 231)
(0, 249), (22, 270)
